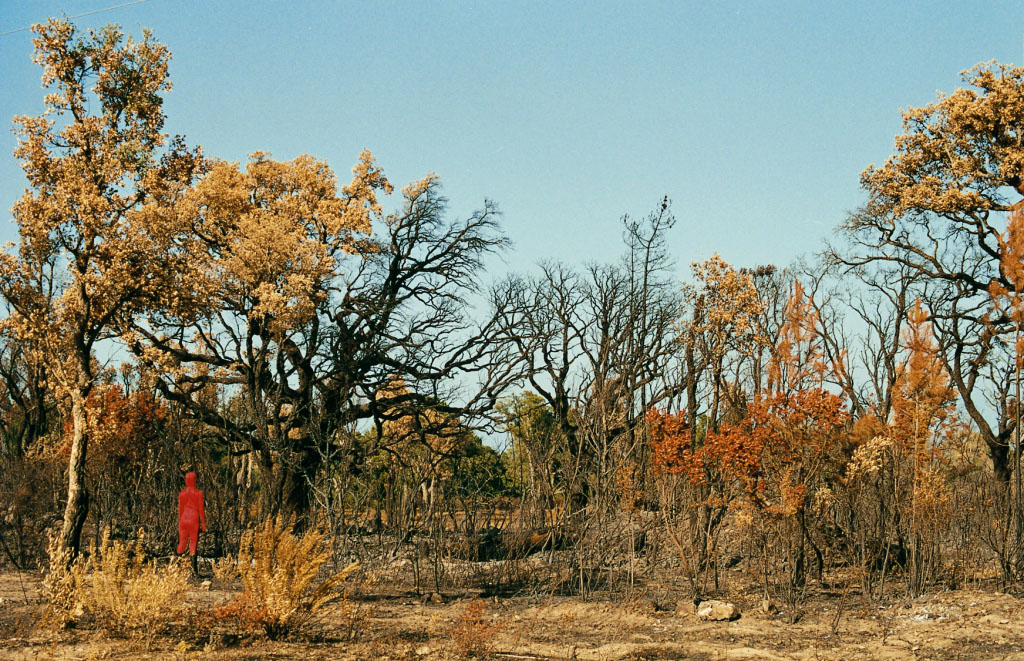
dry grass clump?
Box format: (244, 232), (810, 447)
(80, 528), (190, 634)
(215, 515), (359, 639)
(42, 527), (189, 634)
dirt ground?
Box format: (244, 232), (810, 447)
(1, 568), (1023, 660)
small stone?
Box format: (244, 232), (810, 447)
(200, 580), (212, 590)
(696, 600), (741, 621)
(415, 644), (432, 656)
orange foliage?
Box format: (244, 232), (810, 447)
(768, 280), (850, 394)
(60, 386), (168, 465)
(647, 408), (702, 482)
(649, 388), (849, 517)
(889, 299), (955, 455)
(992, 205), (1024, 320)
(711, 390), (847, 513)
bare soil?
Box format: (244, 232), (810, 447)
(1, 568), (1023, 660)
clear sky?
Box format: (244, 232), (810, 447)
(1, 0), (1023, 279)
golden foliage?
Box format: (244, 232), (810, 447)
(844, 434), (896, 483)
(168, 150), (392, 337)
(79, 528), (190, 635)
(220, 515), (360, 639)
(861, 63), (1024, 219)
(43, 527), (189, 634)
(685, 254), (765, 358)
(913, 466), (953, 536)
(1, 18), (202, 401)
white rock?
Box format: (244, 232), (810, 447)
(696, 599), (741, 621)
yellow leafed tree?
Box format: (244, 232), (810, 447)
(0, 19), (202, 563)
(684, 254), (765, 431)
(127, 150), (392, 516)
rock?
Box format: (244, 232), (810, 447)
(200, 580), (212, 590)
(415, 644), (432, 655)
(696, 599), (741, 621)
(676, 598), (698, 614)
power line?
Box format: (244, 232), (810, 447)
(0, 0), (152, 37)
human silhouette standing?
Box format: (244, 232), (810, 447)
(177, 471), (206, 556)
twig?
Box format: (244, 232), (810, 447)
(830, 579), (851, 637)
(16, 568), (30, 605)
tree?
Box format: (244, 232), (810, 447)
(131, 157), (517, 519)
(502, 201), (683, 510)
(891, 299), (956, 594)
(683, 254), (765, 434)
(0, 19), (201, 561)
(840, 62), (1024, 481)
(498, 391), (565, 520)
(126, 151), (391, 517)
(768, 281), (830, 395)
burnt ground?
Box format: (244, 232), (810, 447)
(1, 567), (1023, 660)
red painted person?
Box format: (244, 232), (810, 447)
(177, 471), (206, 555)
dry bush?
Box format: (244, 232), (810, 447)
(42, 527), (189, 634)
(447, 599), (503, 658)
(217, 515), (360, 639)
(79, 528), (190, 635)
(211, 555), (237, 584)
(41, 527), (85, 628)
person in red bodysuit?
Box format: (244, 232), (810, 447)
(177, 472), (206, 556)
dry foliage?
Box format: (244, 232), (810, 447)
(79, 528), (190, 635)
(43, 527), (189, 634)
(41, 526), (85, 629)
(218, 515), (360, 639)
(447, 599), (503, 658)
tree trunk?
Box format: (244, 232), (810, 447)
(685, 339), (698, 443)
(57, 388), (90, 565)
(282, 445), (320, 525)
(991, 440), (1011, 483)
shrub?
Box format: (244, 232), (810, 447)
(219, 515), (359, 639)
(79, 528), (190, 634)
(447, 599), (502, 658)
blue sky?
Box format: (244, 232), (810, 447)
(2, 0), (1022, 279)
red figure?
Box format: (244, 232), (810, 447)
(177, 472), (206, 555)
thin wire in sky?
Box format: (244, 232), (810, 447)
(0, 0), (152, 37)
